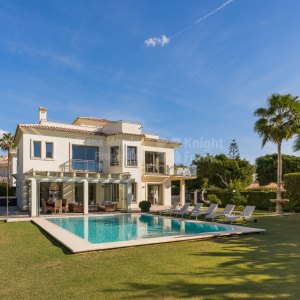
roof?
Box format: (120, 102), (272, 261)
(13, 124), (106, 144)
(73, 116), (142, 126)
(246, 182), (280, 191)
(13, 124), (181, 147)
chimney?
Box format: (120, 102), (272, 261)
(38, 107), (47, 123)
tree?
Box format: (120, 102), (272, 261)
(254, 93), (300, 214)
(190, 153), (254, 191)
(294, 134), (300, 152)
(256, 154), (300, 185)
(228, 139), (240, 159)
(0, 132), (15, 218)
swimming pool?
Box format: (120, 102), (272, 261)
(48, 214), (235, 244)
(33, 214), (265, 253)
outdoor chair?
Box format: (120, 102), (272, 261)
(177, 203), (192, 217)
(205, 204), (235, 222)
(41, 199), (53, 214)
(224, 206), (256, 223)
(190, 203), (218, 220)
(62, 198), (68, 213)
(158, 201), (179, 215)
(188, 203), (203, 218)
(53, 199), (63, 214)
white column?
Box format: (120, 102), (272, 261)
(180, 179), (186, 206)
(164, 180), (172, 207)
(194, 190), (198, 205)
(126, 182), (132, 212)
(95, 183), (101, 205)
(83, 180), (89, 215)
(30, 178), (38, 217)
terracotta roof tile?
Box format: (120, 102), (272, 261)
(18, 124), (106, 136)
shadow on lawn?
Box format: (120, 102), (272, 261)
(104, 218), (300, 299)
(33, 222), (72, 255)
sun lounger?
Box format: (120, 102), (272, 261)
(224, 206), (256, 223)
(158, 201), (180, 215)
(177, 203), (192, 217)
(191, 203), (218, 220)
(188, 203), (203, 218)
(205, 204), (235, 221)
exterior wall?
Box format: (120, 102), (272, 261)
(14, 121), (181, 211)
(21, 133), (105, 173)
(9, 156), (17, 187)
(102, 122), (141, 135)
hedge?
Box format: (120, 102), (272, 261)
(284, 172), (300, 211)
(206, 191), (278, 211)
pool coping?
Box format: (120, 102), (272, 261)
(32, 213), (265, 253)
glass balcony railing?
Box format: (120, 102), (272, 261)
(72, 160), (103, 172)
(60, 159), (103, 173)
(143, 164), (197, 176)
(144, 164), (168, 175)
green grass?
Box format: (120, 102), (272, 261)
(1, 214), (300, 299)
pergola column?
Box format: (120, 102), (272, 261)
(126, 182), (132, 212)
(30, 178), (38, 217)
(180, 179), (186, 206)
(83, 180), (89, 215)
(194, 190), (198, 205)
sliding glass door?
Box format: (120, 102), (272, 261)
(147, 184), (163, 205)
(145, 152), (166, 174)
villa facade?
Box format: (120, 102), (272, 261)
(13, 108), (196, 217)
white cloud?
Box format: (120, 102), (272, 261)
(145, 0), (235, 46)
(144, 35), (170, 47)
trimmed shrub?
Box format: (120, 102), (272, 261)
(284, 172), (300, 212)
(207, 194), (222, 206)
(230, 192), (248, 208)
(206, 191), (277, 211)
(139, 201), (152, 212)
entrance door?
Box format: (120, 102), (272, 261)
(147, 184), (162, 205)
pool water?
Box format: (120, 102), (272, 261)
(48, 214), (235, 244)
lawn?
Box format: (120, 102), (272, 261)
(0, 214), (300, 299)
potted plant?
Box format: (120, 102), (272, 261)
(139, 200), (151, 212)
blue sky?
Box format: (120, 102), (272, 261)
(1, 0), (300, 163)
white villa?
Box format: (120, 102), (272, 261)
(13, 108), (196, 217)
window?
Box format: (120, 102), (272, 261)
(110, 146), (120, 166)
(33, 141), (41, 158)
(127, 146), (137, 166)
(45, 142), (53, 158)
(145, 152), (165, 174)
(72, 145), (100, 172)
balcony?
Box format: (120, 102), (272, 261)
(60, 159), (103, 173)
(171, 165), (197, 177)
(143, 164), (197, 177)
(144, 163), (168, 175)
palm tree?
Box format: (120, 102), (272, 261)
(293, 135), (300, 152)
(254, 93), (300, 214)
(0, 132), (15, 218)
